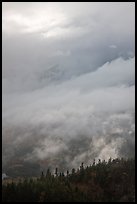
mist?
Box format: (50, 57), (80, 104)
(2, 2), (135, 176)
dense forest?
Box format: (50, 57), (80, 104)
(2, 158), (135, 202)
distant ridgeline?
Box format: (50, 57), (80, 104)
(2, 158), (135, 202)
(2, 160), (41, 178)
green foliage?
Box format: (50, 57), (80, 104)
(2, 158), (135, 202)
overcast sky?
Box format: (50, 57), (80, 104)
(2, 2), (135, 175)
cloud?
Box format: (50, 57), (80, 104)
(2, 57), (135, 173)
(2, 2), (135, 175)
(109, 45), (117, 49)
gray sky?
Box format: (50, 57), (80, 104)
(2, 2), (135, 175)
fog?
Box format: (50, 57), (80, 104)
(2, 2), (135, 175)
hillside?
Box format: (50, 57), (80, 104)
(2, 158), (135, 202)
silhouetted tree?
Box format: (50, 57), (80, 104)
(55, 167), (58, 177)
